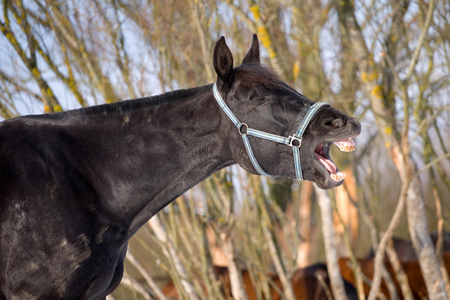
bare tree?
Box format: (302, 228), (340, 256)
(1, 0), (449, 299)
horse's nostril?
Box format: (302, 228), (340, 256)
(331, 119), (344, 128)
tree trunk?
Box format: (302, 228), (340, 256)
(315, 185), (348, 300)
(335, 168), (359, 249)
(220, 231), (249, 300)
(296, 181), (314, 268)
(406, 180), (447, 299)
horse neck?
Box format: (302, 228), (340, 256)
(68, 84), (232, 235)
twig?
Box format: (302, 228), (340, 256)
(409, 105), (450, 148)
(126, 251), (168, 300)
(120, 272), (153, 300)
(405, 0), (436, 81)
(413, 152), (450, 179)
(367, 178), (409, 300)
(385, 241), (414, 300)
(149, 215), (200, 300)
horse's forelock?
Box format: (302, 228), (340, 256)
(235, 64), (281, 89)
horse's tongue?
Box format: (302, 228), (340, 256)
(314, 150), (347, 182)
(334, 138), (355, 152)
(315, 153), (337, 173)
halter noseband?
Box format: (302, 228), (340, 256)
(213, 83), (328, 180)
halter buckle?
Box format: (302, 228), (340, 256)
(288, 135), (302, 148)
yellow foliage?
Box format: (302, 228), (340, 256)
(250, 5), (260, 20)
(360, 72), (369, 82)
(257, 26), (269, 44)
(384, 126), (392, 135)
(257, 26), (276, 58)
(361, 71), (377, 83)
(293, 61), (300, 81)
(370, 85), (383, 99)
(32, 67), (40, 77)
(44, 104), (62, 113)
(46, 88), (54, 97)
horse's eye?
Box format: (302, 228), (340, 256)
(252, 97), (268, 104)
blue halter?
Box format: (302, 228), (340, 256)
(213, 83), (327, 180)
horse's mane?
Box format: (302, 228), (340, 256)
(25, 84), (212, 120)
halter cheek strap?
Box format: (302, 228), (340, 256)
(213, 83), (327, 180)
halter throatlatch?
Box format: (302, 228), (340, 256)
(213, 83), (328, 180)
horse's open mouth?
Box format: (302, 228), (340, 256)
(314, 138), (356, 182)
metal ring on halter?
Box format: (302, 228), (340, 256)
(288, 135), (302, 148)
(239, 123), (249, 135)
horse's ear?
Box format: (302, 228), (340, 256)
(213, 36), (234, 87)
(242, 34), (260, 65)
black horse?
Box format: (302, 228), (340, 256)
(0, 35), (360, 299)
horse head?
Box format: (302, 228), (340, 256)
(213, 34), (361, 189)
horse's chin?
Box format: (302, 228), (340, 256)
(313, 172), (344, 189)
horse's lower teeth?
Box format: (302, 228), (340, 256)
(331, 171), (346, 182)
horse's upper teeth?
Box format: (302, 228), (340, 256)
(333, 138), (355, 152)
